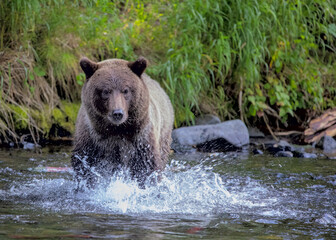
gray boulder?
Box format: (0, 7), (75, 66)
(322, 136), (336, 159)
(323, 135), (336, 153)
(172, 119), (249, 153)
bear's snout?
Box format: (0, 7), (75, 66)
(108, 108), (126, 125)
(112, 109), (124, 121)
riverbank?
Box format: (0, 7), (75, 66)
(1, 0), (336, 144)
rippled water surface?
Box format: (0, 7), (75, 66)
(0, 147), (336, 239)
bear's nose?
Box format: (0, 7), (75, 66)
(112, 109), (124, 121)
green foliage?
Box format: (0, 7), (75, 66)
(0, 0), (335, 141)
(155, 0), (336, 125)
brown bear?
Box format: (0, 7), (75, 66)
(71, 56), (174, 187)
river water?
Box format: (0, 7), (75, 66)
(0, 147), (335, 239)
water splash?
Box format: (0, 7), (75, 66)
(1, 158), (239, 214)
(77, 159), (237, 214)
(0, 157), (323, 221)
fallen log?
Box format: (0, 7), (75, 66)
(304, 108), (336, 143)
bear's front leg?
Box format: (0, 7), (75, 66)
(71, 153), (99, 190)
(128, 139), (161, 187)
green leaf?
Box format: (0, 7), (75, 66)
(257, 102), (268, 109)
(328, 24), (336, 38)
(275, 60), (282, 73)
(248, 95), (256, 104)
(33, 66), (46, 77)
(264, 83), (271, 90)
(279, 108), (287, 117)
(249, 104), (257, 116)
(290, 79), (297, 90)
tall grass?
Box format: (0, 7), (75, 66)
(0, 0), (335, 143)
(159, 0), (336, 125)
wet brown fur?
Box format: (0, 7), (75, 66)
(71, 57), (174, 187)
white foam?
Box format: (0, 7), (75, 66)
(82, 160), (236, 214)
(1, 159), (294, 219)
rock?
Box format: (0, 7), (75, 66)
(292, 150), (304, 158)
(265, 145), (285, 155)
(252, 149), (263, 155)
(248, 127), (265, 138)
(274, 151), (293, 158)
(195, 114), (221, 125)
(22, 141), (41, 150)
(265, 140), (294, 155)
(197, 138), (240, 152)
(293, 149), (318, 159)
(323, 136), (336, 153)
(264, 140), (318, 158)
(292, 146), (306, 158)
(172, 119), (249, 153)
(302, 152), (318, 158)
(277, 140), (294, 151)
(325, 154), (336, 160)
(315, 213), (336, 225)
(171, 141), (197, 154)
(312, 137), (324, 149)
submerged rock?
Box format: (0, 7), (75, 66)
(263, 139), (318, 159)
(302, 152), (318, 158)
(323, 136), (336, 153)
(172, 119), (249, 153)
(293, 149), (318, 159)
(252, 149), (264, 155)
(265, 140), (292, 154)
(274, 151), (293, 158)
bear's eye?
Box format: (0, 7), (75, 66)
(123, 88), (129, 95)
(101, 89), (110, 99)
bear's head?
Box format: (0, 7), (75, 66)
(79, 57), (149, 133)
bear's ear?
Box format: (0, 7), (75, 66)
(80, 57), (98, 79)
(128, 57), (147, 77)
